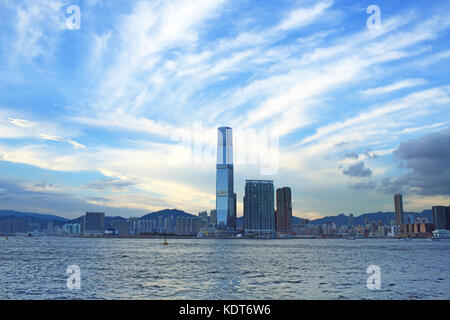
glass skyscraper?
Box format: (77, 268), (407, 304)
(216, 127), (236, 230)
(244, 180), (275, 235)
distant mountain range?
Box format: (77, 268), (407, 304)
(0, 208), (434, 228)
(65, 209), (196, 228)
(307, 210), (432, 226)
(0, 210), (70, 229)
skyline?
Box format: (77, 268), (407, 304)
(0, 0), (450, 220)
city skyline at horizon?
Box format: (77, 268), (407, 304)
(0, 0), (449, 220)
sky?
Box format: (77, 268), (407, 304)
(0, 0), (449, 220)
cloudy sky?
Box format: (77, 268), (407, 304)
(0, 0), (449, 219)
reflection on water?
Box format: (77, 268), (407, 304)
(0, 237), (449, 299)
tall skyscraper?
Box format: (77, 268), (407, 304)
(82, 212), (105, 236)
(432, 206), (450, 230)
(275, 187), (292, 232)
(394, 193), (404, 226)
(244, 180), (275, 235)
(216, 127), (236, 230)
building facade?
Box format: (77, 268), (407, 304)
(82, 212), (105, 236)
(432, 206), (450, 230)
(244, 180), (275, 235)
(394, 193), (404, 226)
(110, 220), (130, 236)
(349, 213), (354, 227)
(275, 187), (292, 232)
(209, 209), (217, 227)
(216, 127), (236, 230)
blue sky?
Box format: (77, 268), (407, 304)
(0, 0), (449, 219)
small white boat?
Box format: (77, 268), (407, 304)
(432, 229), (450, 240)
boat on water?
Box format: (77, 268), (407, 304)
(431, 229), (450, 240)
(162, 234), (168, 245)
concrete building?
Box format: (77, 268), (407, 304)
(82, 212), (105, 236)
(394, 193), (404, 226)
(111, 220), (130, 236)
(209, 210), (217, 227)
(432, 206), (450, 230)
(275, 187), (292, 232)
(198, 211), (208, 223)
(244, 180), (275, 235)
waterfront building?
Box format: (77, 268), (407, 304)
(158, 216), (163, 233)
(243, 180), (275, 235)
(209, 210), (217, 227)
(432, 206), (450, 230)
(128, 218), (138, 235)
(62, 223), (81, 235)
(198, 211), (208, 223)
(394, 193), (404, 226)
(275, 187), (292, 232)
(47, 220), (54, 235)
(110, 220), (130, 236)
(216, 127), (237, 230)
(349, 213), (354, 227)
(82, 212), (105, 236)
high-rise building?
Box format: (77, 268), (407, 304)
(216, 127), (236, 230)
(185, 218), (192, 234)
(158, 216), (163, 233)
(394, 193), (404, 226)
(47, 220), (54, 235)
(209, 209), (217, 227)
(244, 180), (275, 235)
(110, 220), (130, 236)
(128, 218), (138, 235)
(175, 217), (183, 234)
(432, 206), (450, 230)
(349, 213), (354, 227)
(198, 211), (208, 223)
(82, 212), (105, 236)
(275, 187), (292, 232)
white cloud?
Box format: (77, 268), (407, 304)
(361, 78), (427, 96)
(9, 0), (66, 62)
(277, 1), (333, 31)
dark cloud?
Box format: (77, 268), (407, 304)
(381, 127), (450, 195)
(343, 152), (359, 159)
(342, 162), (372, 177)
(364, 149), (378, 159)
(348, 181), (377, 190)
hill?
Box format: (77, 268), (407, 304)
(237, 210), (433, 228)
(140, 209), (195, 220)
(308, 210), (432, 226)
(0, 210), (70, 230)
(0, 210), (69, 222)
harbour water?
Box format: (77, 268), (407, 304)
(0, 237), (448, 299)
